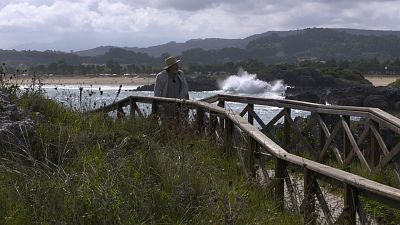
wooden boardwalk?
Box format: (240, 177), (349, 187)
(90, 94), (400, 225)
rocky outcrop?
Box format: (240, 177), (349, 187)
(286, 86), (400, 112)
(0, 92), (35, 150)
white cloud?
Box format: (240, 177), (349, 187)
(0, 0), (400, 50)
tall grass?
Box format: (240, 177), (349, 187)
(0, 92), (302, 224)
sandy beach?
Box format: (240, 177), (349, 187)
(364, 75), (400, 86)
(14, 75), (155, 86)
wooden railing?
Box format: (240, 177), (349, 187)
(90, 94), (400, 224)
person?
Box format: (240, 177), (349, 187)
(154, 56), (189, 118)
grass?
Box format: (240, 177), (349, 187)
(0, 92), (302, 224)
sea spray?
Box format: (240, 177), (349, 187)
(219, 67), (287, 94)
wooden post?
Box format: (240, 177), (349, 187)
(303, 168), (316, 225)
(129, 98), (135, 119)
(319, 113), (326, 155)
(284, 108), (291, 149)
(248, 104), (254, 125)
(275, 158), (285, 211)
(370, 120), (380, 167)
(247, 104), (256, 178)
(248, 137), (257, 178)
(217, 101), (225, 108)
(117, 102), (125, 118)
(151, 100), (158, 115)
(197, 108), (204, 134)
(343, 184), (356, 224)
(224, 117), (234, 156)
(343, 116), (351, 164)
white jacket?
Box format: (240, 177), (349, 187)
(154, 70), (189, 99)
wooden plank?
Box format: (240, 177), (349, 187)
(379, 142), (400, 169)
(261, 108), (285, 133)
(275, 158), (285, 211)
(284, 168), (300, 213)
(283, 110), (316, 156)
(316, 113), (343, 164)
(248, 137), (257, 178)
(369, 120), (380, 167)
(342, 119), (371, 172)
(224, 117), (234, 156)
(354, 193), (370, 225)
(369, 120), (389, 155)
(284, 108), (291, 148)
(239, 104), (250, 117)
(314, 178), (334, 225)
(248, 104), (254, 125)
(344, 184), (356, 225)
(344, 125), (370, 165)
(318, 119), (342, 162)
(91, 95), (400, 211)
(248, 108), (267, 129)
(304, 168), (316, 225)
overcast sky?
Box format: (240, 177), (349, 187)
(1, 0), (400, 51)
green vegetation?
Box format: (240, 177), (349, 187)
(389, 79), (400, 87)
(0, 92), (302, 224)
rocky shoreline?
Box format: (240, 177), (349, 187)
(0, 92), (35, 150)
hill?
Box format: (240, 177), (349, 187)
(75, 28), (400, 57)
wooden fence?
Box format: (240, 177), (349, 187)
(90, 94), (400, 225)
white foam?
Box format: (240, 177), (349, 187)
(219, 67), (287, 95)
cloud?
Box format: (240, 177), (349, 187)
(0, 0), (400, 50)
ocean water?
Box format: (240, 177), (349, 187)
(20, 70), (309, 125)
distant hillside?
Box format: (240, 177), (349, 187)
(75, 28), (400, 57)
(4, 28), (400, 67)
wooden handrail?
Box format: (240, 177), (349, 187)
(202, 94), (400, 133)
(88, 95), (400, 211)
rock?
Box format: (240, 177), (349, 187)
(286, 91), (320, 103)
(0, 91), (35, 150)
(363, 95), (388, 109)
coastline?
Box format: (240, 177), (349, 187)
(14, 75), (156, 87)
(364, 75), (399, 86)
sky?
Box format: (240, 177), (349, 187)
(0, 0), (400, 51)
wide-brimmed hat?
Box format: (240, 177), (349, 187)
(164, 56), (181, 69)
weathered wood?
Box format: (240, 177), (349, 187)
(117, 102), (125, 118)
(316, 113), (343, 164)
(343, 116), (351, 165)
(248, 137), (257, 178)
(224, 117), (234, 156)
(197, 108), (205, 134)
(217, 100), (225, 108)
(344, 123), (370, 164)
(247, 107), (267, 130)
(379, 142), (400, 169)
(343, 184), (356, 225)
(248, 104), (254, 125)
(151, 100), (158, 115)
(314, 178), (334, 225)
(284, 110), (316, 156)
(261, 108), (285, 133)
(318, 119), (342, 162)
(239, 104), (250, 117)
(303, 168), (316, 225)
(318, 113), (326, 155)
(284, 108), (291, 148)
(91, 95), (400, 215)
(369, 120), (381, 167)
(275, 158), (285, 211)
(342, 119), (372, 172)
(284, 168), (300, 213)
(354, 193), (370, 225)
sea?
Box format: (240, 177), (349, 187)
(19, 70), (310, 125)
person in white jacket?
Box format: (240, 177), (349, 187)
(154, 56), (189, 118)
